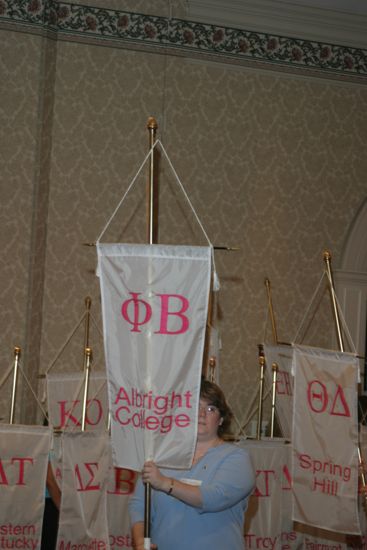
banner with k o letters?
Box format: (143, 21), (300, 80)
(47, 371), (108, 431)
(264, 344), (294, 440)
(97, 243), (211, 470)
(0, 424), (51, 550)
(292, 345), (360, 534)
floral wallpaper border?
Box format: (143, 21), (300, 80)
(1, 0), (367, 81)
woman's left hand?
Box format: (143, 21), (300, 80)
(142, 460), (169, 492)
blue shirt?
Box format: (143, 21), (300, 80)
(129, 442), (255, 550)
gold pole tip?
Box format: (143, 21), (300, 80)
(323, 250), (331, 261)
(14, 346), (21, 355)
(147, 117), (158, 130)
(85, 296), (92, 308)
(272, 362), (278, 372)
(85, 347), (92, 356)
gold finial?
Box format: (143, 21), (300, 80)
(258, 344), (266, 367)
(14, 346), (21, 357)
(323, 250), (331, 261)
(85, 296), (92, 309)
(272, 362), (278, 373)
(85, 347), (92, 358)
(147, 117), (158, 130)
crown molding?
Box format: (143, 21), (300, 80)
(187, 0), (367, 48)
(1, 0), (366, 83)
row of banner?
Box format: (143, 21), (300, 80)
(43, 346), (360, 534)
(45, 342), (361, 535)
(1, 425), (366, 549)
(2, 243), (361, 548)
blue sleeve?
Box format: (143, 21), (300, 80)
(199, 447), (255, 514)
(128, 475), (145, 525)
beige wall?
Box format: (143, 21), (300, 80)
(1, 5), (367, 425)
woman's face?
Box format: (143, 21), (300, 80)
(197, 398), (222, 442)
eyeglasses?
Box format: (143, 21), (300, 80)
(198, 404), (219, 415)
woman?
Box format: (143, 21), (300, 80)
(129, 379), (255, 550)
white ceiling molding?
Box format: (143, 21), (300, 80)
(187, 0), (367, 48)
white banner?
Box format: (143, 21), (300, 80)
(56, 431), (110, 550)
(47, 371), (108, 431)
(106, 448), (138, 550)
(0, 424), (51, 550)
(242, 438), (294, 550)
(292, 345), (360, 534)
(97, 243), (211, 470)
(264, 344), (294, 439)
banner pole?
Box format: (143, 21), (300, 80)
(147, 117), (158, 244)
(144, 117), (158, 549)
(323, 250), (344, 351)
(256, 345), (266, 440)
(81, 347), (92, 432)
(265, 278), (279, 344)
(270, 362), (278, 438)
(9, 346), (21, 424)
(83, 297), (92, 363)
(79, 297), (93, 431)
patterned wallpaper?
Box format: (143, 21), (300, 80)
(0, 0), (367, 426)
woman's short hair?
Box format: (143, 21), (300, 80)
(200, 378), (235, 440)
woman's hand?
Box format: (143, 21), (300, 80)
(142, 460), (170, 492)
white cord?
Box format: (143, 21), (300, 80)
(324, 269), (357, 354)
(292, 271), (326, 344)
(96, 142), (160, 244)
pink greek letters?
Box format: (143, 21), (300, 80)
(74, 462), (100, 492)
(121, 292), (190, 335)
(57, 399), (103, 428)
(307, 380), (351, 417)
(107, 468), (137, 495)
(0, 457), (33, 486)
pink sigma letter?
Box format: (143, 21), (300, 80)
(155, 294), (190, 335)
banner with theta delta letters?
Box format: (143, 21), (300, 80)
(0, 424), (51, 550)
(97, 243), (211, 470)
(292, 345), (360, 534)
